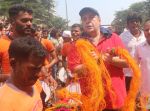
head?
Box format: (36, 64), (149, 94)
(126, 11), (142, 33)
(71, 23), (82, 40)
(9, 37), (47, 87)
(79, 7), (101, 36)
(8, 4), (33, 37)
(143, 19), (150, 45)
(32, 25), (42, 40)
(62, 30), (71, 42)
(50, 28), (59, 39)
(42, 29), (49, 39)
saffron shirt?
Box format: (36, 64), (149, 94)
(0, 82), (43, 111)
(40, 38), (55, 65)
(0, 35), (11, 74)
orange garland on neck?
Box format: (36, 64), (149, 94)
(75, 39), (114, 111)
(47, 39), (142, 111)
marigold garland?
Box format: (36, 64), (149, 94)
(113, 47), (141, 111)
(75, 39), (114, 111)
(46, 39), (142, 111)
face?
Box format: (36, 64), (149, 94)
(34, 30), (42, 40)
(81, 12), (100, 35)
(13, 54), (45, 87)
(127, 20), (141, 33)
(13, 11), (33, 36)
(42, 31), (48, 39)
(71, 27), (81, 40)
(144, 21), (150, 45)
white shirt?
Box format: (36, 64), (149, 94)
(135, 41), (150, 96)
(57, 67), (68, 83)
(120, 30), (145, 77)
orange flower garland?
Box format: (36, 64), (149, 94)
(75, 39), (114, 111)
(113, 47), (141, 111)
(46, 39), (142, 111)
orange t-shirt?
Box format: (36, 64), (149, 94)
(40, 38), (55, 65)
(0, 83), (43, 111)
(0, 35), (11, 74)
(61, 42), (73, 57)
(40, 38), (54, 53)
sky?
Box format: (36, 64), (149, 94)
(55, 0), (145, 26)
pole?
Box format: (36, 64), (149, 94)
(65, 0), (69, 29)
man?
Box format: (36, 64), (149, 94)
(61, 24), (82, 65)
(0, 4), (33, 82)
(0, 37), (47, 111)
(67, 7), (128, 111)
(71, 24), (82, 41)
(33, 25), (58, 93)
(61, 24), (82, 75)
(120, 12), (145, 91)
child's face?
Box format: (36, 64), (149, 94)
(144, 22), (150, 45)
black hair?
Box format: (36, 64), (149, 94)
(8, 4), (33, 21)
(9, 37), (47, 61)
(71, 23), (82, 29)
(50, 28), (59, 38)
(127, 11), (142, 23)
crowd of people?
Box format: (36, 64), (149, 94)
(0, 4), (150, 111)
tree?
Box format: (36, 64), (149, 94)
(145, 0), (150, 19)
(112, 0), (150, 34)
(0, 0), (68, 29)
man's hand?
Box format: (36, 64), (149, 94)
(90, 50), (99, 62)
(102, 53), (113, 64)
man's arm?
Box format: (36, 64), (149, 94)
(45, 50), (58, 70)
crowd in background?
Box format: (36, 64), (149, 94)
(0, 4), (150, 111)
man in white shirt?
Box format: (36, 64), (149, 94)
(120, 11), (145, 91)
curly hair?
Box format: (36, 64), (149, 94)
(9, 36), (47, 61)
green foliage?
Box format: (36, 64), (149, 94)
(0, 0), (68, 30)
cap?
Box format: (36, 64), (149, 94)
(62, 30), (71, 38)
(79, 7), (99, 17)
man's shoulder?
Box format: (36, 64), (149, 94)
(42, 38), (54, 45)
